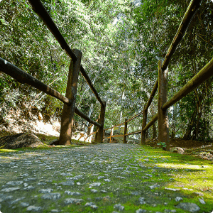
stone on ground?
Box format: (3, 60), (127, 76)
(0, 133), (43, 148)
(176, 202), (200, 212)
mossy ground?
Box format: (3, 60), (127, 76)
(0, 143), (213, 213)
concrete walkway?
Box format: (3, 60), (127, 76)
(0, 144), (212, 213)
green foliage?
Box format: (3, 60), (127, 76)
(157, 141), (167, 149)
(132, 0), (213, 140)
(0, 0), (212, 139)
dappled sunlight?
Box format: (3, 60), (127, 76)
(150, 155), (172, 159)
(35, 120), (60, 137)
(154, 159), (213, 202)
(0, 149), (18, 153)
(156, 163), (209, 170)
(133, 145), (213, 207)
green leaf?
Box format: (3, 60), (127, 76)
(0, 19), (8, 26)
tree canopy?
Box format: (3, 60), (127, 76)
(0, 0), (212, 141)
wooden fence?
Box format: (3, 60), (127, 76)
(0, 0), (106, 145)
(104, 0), (213, 150)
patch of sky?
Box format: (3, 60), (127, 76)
(132, 0), (142, 7)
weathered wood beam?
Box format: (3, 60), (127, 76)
(0, 58), (70, 105)
(144, 80), (158, 111)
(110, 135), (124, 138)
(104, 127), (112, 131)
(85, 130), (97, 140)
(59, 50), (82, 145)
(28, 0), (104, 106)
(126, 111), (143, 123)
(162, 57), (213, 110)
(162, 0), (202, 71)
(80, 66), (104, 106)
(112, 122), (125, 128)
(96, 101), (106, 142)
(126, 130), (141, 136)
(158, 61), (169, 150)
(88, 118), (99, 129)
(104, 122), (125, 131)
(75, 108), (102, 128)
(28, 0), (77, 61)
(143, 113), (158, 132)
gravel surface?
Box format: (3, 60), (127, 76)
(0, 144), (207, 212)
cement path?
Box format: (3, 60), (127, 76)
(0, 144), (212, 213)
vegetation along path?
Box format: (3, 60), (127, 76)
(0, 144), (213, 213)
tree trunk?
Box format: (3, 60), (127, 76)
(183, 108), (197, 140)
(153, 123), (157, 139)
(84, 103), (94, 133)
(171, 104), (177, 139)
(158, 60), (169, 150)
(141, 109), (147, 145)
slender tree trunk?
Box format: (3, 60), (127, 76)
(171, 104), (177, 139)
(158, 60), (169, 150)
(150, 106), (157, 139)
(119, 91), (125, 133)
(85, 103), (94, 133)
(153, 123), (157, 139)
(183, 108), (197, 139)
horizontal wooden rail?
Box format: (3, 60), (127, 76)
(28, 0), (77, 61)
(105, 134), (123, 139)
(88, 118), (99, 129)
(104, 127), (112, 131)
(28, 0), (104, 106)
(125, 130), (141, 136)
(106, 0), (204, 149)
(75, 107), (102, 127)
(143, 113), (158, 131)
(0, 58), (70, 105)
(104, 122), (125, 131)
(126, 111), (143, 123)
(85, 130), (98, 140)
(144, 80), (158, 111)
(140, 0), (202, 147)
(0, 58), (102, 129)
(162, 57), (213, 110)
(142, 0), (202, 115)
(113, 122), (125, 128)
(80, 66), (104, 106)
(161, 0), (202, 71)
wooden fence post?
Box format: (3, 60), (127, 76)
(123, 118), (127, 143)
(103, 129), (105, 142)
(140, 109), (147, 145)
(59, 49), (82, 145)
(96, 101), (106, 143)
(158, 60), (170, 150)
